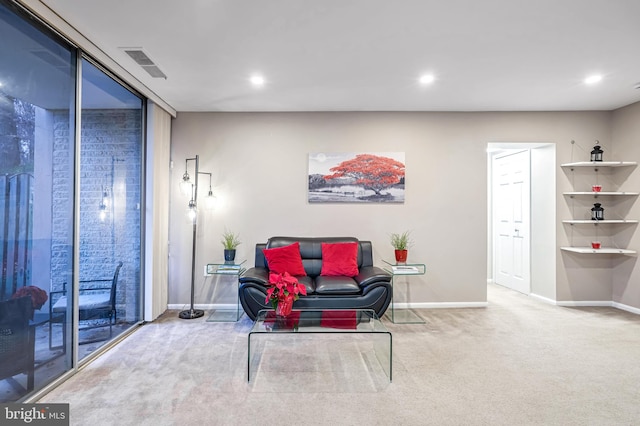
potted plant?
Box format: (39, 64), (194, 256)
(265, 271), (307, 317)
(390, 231), (412, 263)
(221, 229), (241, 262)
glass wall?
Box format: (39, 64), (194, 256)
(0, 0), (76, 401)
(0, 0), (144, 400)
(77, 59), (143, 360)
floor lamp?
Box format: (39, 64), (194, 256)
(179, 154), (214, 320)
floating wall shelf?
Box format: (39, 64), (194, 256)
(562, 220), (638, 224)
(563, 192), (639, 196)
(560, 247), (636, 255)
(561, 161), (637, 168)
(561, 153), (637, 256)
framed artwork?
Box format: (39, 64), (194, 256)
(308, 152), (405, 203)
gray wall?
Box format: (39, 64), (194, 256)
(611, 101), (640, 308)
(169, 108), (639, 309)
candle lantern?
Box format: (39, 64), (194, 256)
(590, 145), (603, 162)
(591, 203), (604, 221)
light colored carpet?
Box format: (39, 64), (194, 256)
(1, 322), (128, 402)
(39, 284), (640, 425)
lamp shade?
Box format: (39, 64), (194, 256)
(204, 191), (216, 210)
(180, 172), (192, 196)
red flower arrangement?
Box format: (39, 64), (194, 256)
(265, 271), (307, 316)
(264, 310), (301, 331)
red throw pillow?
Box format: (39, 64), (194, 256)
(320, 242), (359, 277)
(320, 310), (357, 329)
(262, 242), (306, 276)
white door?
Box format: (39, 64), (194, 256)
(493, 150), (530, 294)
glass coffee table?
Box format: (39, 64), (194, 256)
(248, 309), (392, 382)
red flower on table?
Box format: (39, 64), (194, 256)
(264, 310), (302, 331)
(265, 271), (307, 311)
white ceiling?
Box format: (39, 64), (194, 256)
(40, 0), (640, 112)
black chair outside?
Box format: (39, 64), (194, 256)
(50, 261), (123, 345)
(0, 296), (35, 393)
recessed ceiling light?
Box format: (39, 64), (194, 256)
(584, 75), (602, 85)
(419, 74), (435, 85)
(250, 75), (265, 87)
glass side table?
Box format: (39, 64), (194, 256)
(382, 260), (427, 324)
(205, 260), (246, 322)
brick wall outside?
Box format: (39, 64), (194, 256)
(51, 111), (73, 291)
(52, 109), (142, 322)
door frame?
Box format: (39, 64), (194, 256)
(487, 142), (557, 299)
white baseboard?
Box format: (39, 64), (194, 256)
(394, 302), (488, 309)
(556, 300), (613, 307)
(529, 293), (559, 305)
(168, 303), (238, 311)
(170, 300), (639, 314)
(528, 296), (640, 315)
(612, 302), (640, 315)
(169, 302), (488, 311)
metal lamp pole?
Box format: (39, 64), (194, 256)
(179, 155), (204, 319)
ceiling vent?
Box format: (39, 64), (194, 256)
(122, 48), (167, 79)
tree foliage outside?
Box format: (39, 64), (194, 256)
(323, 154), (405, 195)
(0, 93), (34, 175)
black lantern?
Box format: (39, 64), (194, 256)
(591, 145), (603, 162)
(591, 203), (604, 221)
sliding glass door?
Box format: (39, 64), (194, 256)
(0, 0), (144, 400)
(0, 0), (76, 401)
(77, 59), (143, 360)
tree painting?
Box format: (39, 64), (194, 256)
(308, 152), (405, 203)
(324, 154), (405, 195)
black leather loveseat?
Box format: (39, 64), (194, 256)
(239, 236), (392, 321)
